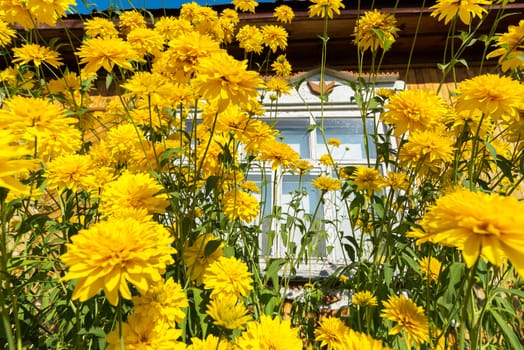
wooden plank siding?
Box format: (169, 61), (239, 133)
(405, 65), (489, 101)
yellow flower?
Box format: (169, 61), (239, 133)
(105, 313), (182, 350)
(236, 25), (264, 54)
(0, 95), (81, 160)
(0, 130), (38, 193)
(183, 234), (224, 285)
(126, 27), (164, 58)
(0, 20), (15, 47)
(408, 188), (524, 278)
(381, 295), (430, 347)
(319, 153), (334, 166)
(240, 180), (260, 193)
(399, 130), (455, 171)
(207, 295), (252, 330)
(154, 16), (192, 42)
(243, 119), (278, 155)
(265, 77), (292, 99)
(351, 166), (385, 194)
(38, 127), (83, 161)
(338, 274), (349, 283)
(60, 216), (176, 306)
(47, 71), (84, 103)
(352, 290), (378, 307)
(189, 6), (221, 38)
(312, 176), (342, 192)
(309, 0), (345, 19)
(376, 88), (396, 99)
(83, 17), (119, 38)
(271, 54), (292, 77)
(160, 31), (221, 81)
(26, 0), (76, 27)
(354, 9), (399, 52)
(76, 37), (137, 74)
(292, 159), (314, 175)
(236, 315), (302, 350)
(45, 154), (95, 193)
(385, 171), (408, 191)
(446, 108), (494, 139)
(188, 335), (232, 350)
(221, 189), (260, 223)
(0, 0), (34, 29)
(419, 257), (442, 282)
(430, 0), (491, 25)
(104, 123), (144, 164)
(233, 0), (258, 13)
(274, 5), (295, 24)
(192, 52), (263, 112)
(12, 44), (63, 68)
(203, 256), (253, 298)
(0, 66), (34, 90)
(99, 171), (169, 217)
(121, 71), (174, 107)
(262, 24), (288, 53)
(328, 137), (342, 147)
(221, 8), (239, 25)
(455, 74), (524, 122)
(219, 14), (238, 44)
(486, 19), (524, 72)
(258, 139), (300, 170)
(381, 89), (448, 136)
(119, 10), (147, 34)
(212, 105), (251, 136)
(132, 277), (188, 325)
(341, 329), (392, 350)
(314, 317), (348, 350)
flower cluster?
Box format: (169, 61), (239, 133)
(1, 0), (523, 349)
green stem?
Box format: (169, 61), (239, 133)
(118, 299), (125, 350)
(0, 195), (18, 350)
(459, 257), (481, 350)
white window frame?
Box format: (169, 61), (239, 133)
(256, 68), (404, 277)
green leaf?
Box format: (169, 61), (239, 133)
(487, 309), (522, 349)
(354, 93), (364, 109)
(455, 58), (469, 69)
(465, 38), (478, 47)
(189, 287), (208, 337)
(437, 62), (450, 71)
(483, 140), (497, 164)
(519, 151), (524, 176)
(160, 147), (182, 164)
(264, 258), (284, 289)
(478, 34), (491, 43)
(204, 239), (222, 257)
(223, 245), (235, 258)
(496, 155), (515, 182)
(205, 176), (220, 195)
(383, 263), (394, 290)
(371, 203), (384, 219)
(383, 39), (394, 52)
(105, 73), (113, 90)
(493, 288), (524, 299)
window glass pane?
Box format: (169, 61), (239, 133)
(274, 118), (310, 159)
(315, 118), (376, 160)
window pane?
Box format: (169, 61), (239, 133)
(315, 118), (376, 160)
(274, 118), (310, 159)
